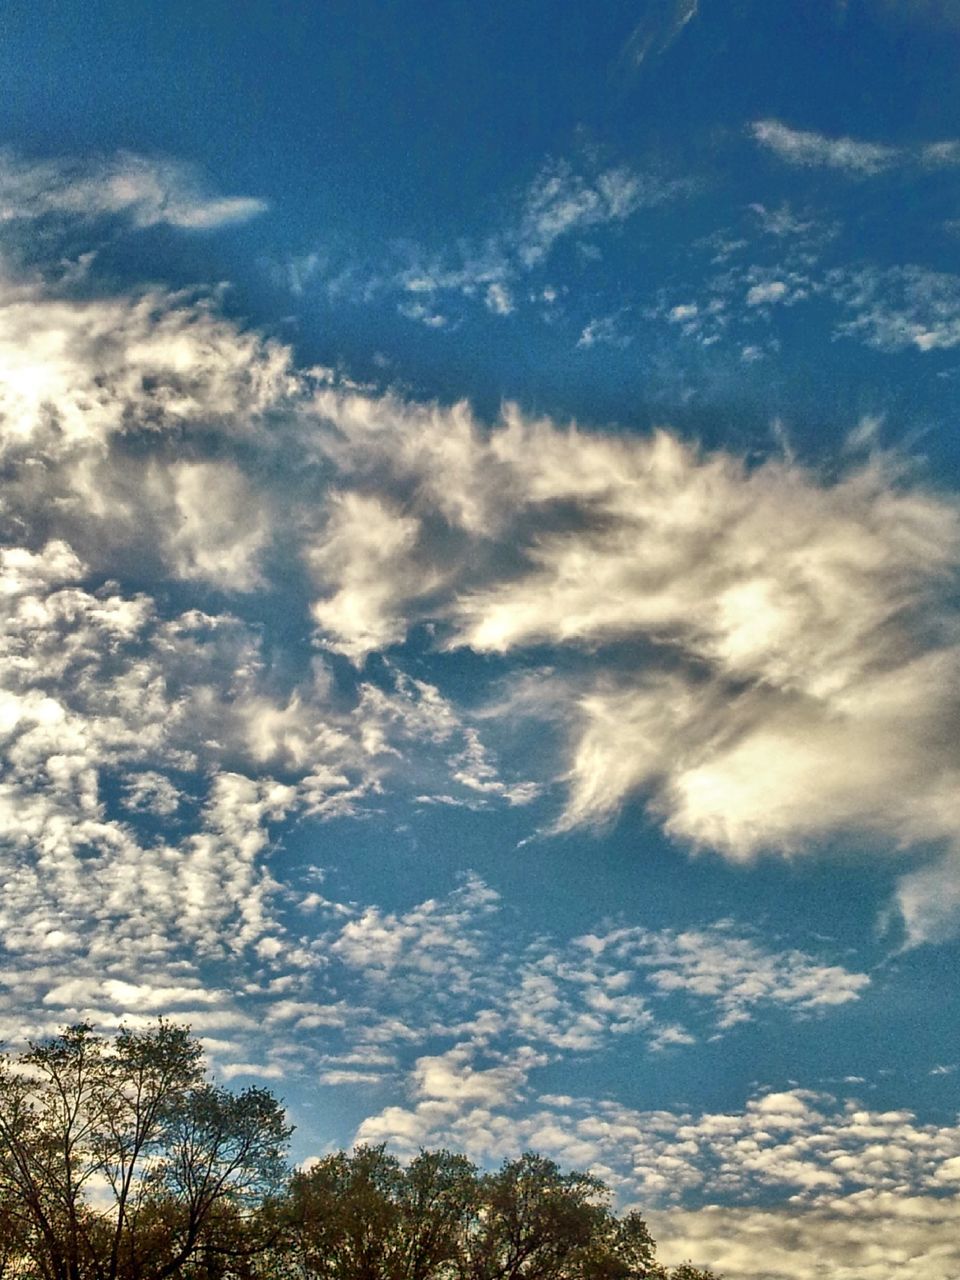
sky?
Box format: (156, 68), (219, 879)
(1, 1), (960, 1275)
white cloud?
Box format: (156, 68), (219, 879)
(648, 1194), (960, 1280)
(0, 149), (267, 229)
(669, 303), (699, 322)
(485, 283), (514, 315)
(752, 119), (960, 176)
(307, 492), (435, 659)
(294, 153), (687, 326)
(150, 459), (270, 591)
(751, 120), (900, 174)
(577, 314), (631, 348)
(0, 276), (295, 456)
(354, 1078), (960, 1226)
(746, 280), (788, 306)
(517, 160), (677, 267)
(330, 874), (498, 986)
(618, 0), (699, 71)
(305, 388), (960, 940)
(832, 264), (960, 351)
(2, 199), (959, 965)
(578, 924), (870, 1028)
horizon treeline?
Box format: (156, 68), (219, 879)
(0, 1022), (718, 1280)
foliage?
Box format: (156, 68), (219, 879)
(0, 1022), (291, 1280)
(0, 1023), (719, 1280)
(291, 1146), (692, 1280)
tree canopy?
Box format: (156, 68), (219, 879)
(0, 1022), (290, 1280)
(0, 1023), (718, 1280)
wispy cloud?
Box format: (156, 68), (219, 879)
(0, 149), (268, 229)
(283, 153), (687, 329)
(831, 263), (960, 350)
(751, 119), (960, 175)
(617, 0), (700, 73)
(515, 159), (675, 266)
(307, 387), (960, 943)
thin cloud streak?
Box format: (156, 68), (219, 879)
(751, 119), (960, 174)
(0, 149), (268, 229)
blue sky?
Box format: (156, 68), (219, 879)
(2, 2), (960, 1276)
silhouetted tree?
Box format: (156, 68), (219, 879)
(0, 1022), (290, 1280)
(291, 1144), (479, 1280)
(291, 1148), (664, 1280)
(0, 1026), (719, 1280)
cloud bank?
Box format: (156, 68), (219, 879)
(1, 211), (958, 945)
(0, 136), (956, 1279)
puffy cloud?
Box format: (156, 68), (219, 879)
(148, 459), (270, 592)
(330, 874), (499, 986)
(307, 492), (434, 659)
(648, 1194), (960, 1280)
(746, 280), (788, 306)
(355, 1078), (960, 1224)
(281, 873), (868, 1118)
(577, 924), (870, 1028)
(0, 281), (294, 451)
(0, 536), (384, 1051)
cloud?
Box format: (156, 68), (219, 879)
(577, 924), (870, 1028)
(577, 313), (632, 348)
(291, 152), (687, 328)
(485, 283), (514, 315)
(0, 276), (295, 458)
(516, 160), (676, 267)
(751, 119), (960, 175)
(746, 280), (789, 306)
(649, 209), (960, 363)
(148, 459), (270, 591)
(305, 388), (960, 940)
(307, 492), (436, 660)
(890, 848), (960, 947)
(617, 0), (699, 72)
(354, 1077), (960, 1235)
(330, 874), (499, 986)
(3, 205), (960, 952)
(0, 149), (268, 229)
(271, 872), (869, 1119)
(831, 264), (960, 351)
(648, 1194), (960, 1280)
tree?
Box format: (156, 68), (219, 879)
(652, 1266), (720, 1280)
(462, 1154), (657, 1280)
(291, 1148), (661, 1280)
(0, 1022), (291, 1280)
(0, 1026), (719, 1280)
(290, 1144), (479, 1280)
